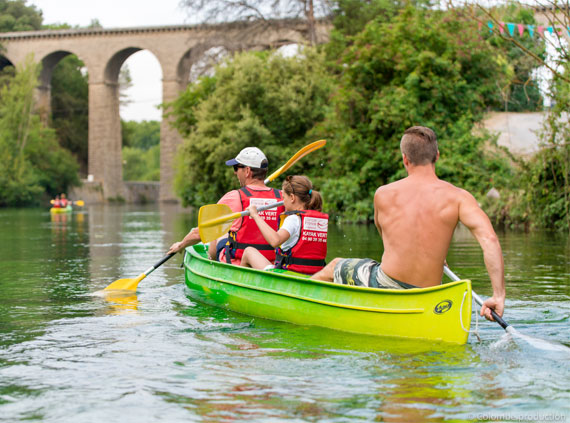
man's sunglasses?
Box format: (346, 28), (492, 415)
(233, 164), (246, 171)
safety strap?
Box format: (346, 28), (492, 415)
(234, 242), (274, 251)
(275, 251), (325, 268)
(239, 187), (281, 199)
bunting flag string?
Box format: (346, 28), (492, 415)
(479, 20), (570, 38)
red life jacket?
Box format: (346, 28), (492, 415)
(275, 210), (328, 275)
(225, 186), (285, 263)
(53, 199), (62, 208)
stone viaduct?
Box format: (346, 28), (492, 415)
(0, 20), (330, 202)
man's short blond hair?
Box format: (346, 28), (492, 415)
(400, 126), (438, 165)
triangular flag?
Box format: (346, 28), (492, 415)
(567, 26), (570, 37)
(547, 26), (553, 35)
(517, 24), (525, 36)
(528, 25), (535, 37)
(538, 25), (545, 37)
(507, 23), (515, 36)
(499, 21), (505, 34)
(487, 21), (494, 33)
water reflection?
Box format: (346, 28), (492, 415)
(98, 290), (140, 315)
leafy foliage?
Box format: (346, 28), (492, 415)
(122, 120), (160, 150)
(170, 48), (333, 207)
(0, 0), (42, 32)
(121, 120), (161, 181)
(122, 145), (160, 181)
(325, 0), (404, 64)
(311, 5), (515, 220)
(0, 59), (79, 206)
(50, 55), (89, 173)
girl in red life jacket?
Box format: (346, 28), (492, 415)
(60, 193), (69, 207)
(52, 195), (62, 208)
(241, 175), (328, 275)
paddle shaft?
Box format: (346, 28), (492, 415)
(143, 253), (176, 277)
(444, 266), (509, 330)
(239, 200), (284, 218)
(201, 201), (284, 228)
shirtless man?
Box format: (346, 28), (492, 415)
(311, 126), (505, 321)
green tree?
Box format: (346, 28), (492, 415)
(122, 120), (160, 150)
(325, 0), (404, 63)
(122, 144), (160, 181)
(121, 120), (161, 181)
(169, 48), (333, 207)
(311, 5), (515, 221)
(0, 58), (79, 206)
(50, 55), (89, 173)
(0, 0), (42, 32)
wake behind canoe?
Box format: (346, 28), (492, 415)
(183, 244), (472, 344)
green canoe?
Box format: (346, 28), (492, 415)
(183, 244), (473, 344)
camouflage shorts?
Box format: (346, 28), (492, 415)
(332, 258), (415, 289)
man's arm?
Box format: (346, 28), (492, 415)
(373, 188), (383, 238)
(168, 227), (200, 254)
(458, 190), (506, 320)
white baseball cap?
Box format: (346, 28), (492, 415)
(225, 147), (268, 169)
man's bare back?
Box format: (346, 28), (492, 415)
(375, 171), (467, 287)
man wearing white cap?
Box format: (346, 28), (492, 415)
(168, 147), (285, 265)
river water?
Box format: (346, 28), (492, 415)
(0, 204), (568, 422)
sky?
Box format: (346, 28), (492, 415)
(28, 0), (190, 121)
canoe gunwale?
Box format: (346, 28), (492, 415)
(188, 264), (425, 314)
(186, 243), (468, 296)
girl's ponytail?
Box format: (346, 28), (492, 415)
(282, 175), (322, 211)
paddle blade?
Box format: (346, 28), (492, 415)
(75, 200), (85, 207)
(198, 203), (238, 243)
(104, 273), (146, 291)
(265, 139), (326, 184)
(200, 220), (233, 243)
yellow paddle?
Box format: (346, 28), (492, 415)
(264, 139), (326, 184)
(104, 253), (176, 291)
(198, 201), (284, 243)
(50, 199), (85, 206)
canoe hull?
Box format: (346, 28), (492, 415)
(184, 244), (472, 344)
(50, 205), (72, 214)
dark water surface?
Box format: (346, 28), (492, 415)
(0, 205), (568, 422)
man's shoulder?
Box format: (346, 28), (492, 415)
(218, 189), (241, 207)
(375, 177), (469, 199)
(375, 179), (401, 193)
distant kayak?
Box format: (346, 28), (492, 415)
(50, 205), (72, 214)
